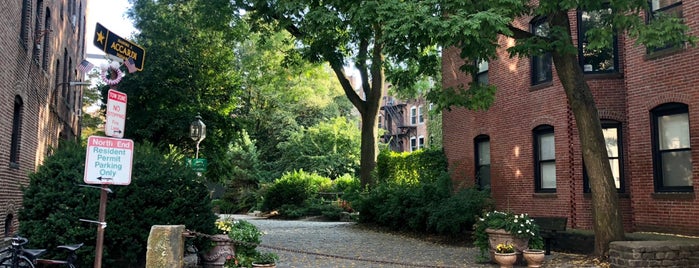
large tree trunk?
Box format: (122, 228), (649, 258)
(549, 11), (625, 257)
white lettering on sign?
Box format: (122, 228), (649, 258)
(84, 136), (133, 185)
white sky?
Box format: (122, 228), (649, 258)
(85, 0), (136, 61)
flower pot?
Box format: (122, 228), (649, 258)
(486, 228), (529, 264)
(523, 249), (546, 268)
(201, 234), (235, 267)
(493, 252), (517, 268)
(252, 263), (277, 268)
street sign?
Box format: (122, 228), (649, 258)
(105, 89), (127, 138)
(84, 136), (134, 185)
(93, 22), (145, 71)
(186, 158), (208, 172)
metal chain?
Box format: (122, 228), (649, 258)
(185, 230), (460, 268)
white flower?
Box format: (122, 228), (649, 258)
(518, 230), (522, 233)
(514, 219), (518, 223)
(515, 215), (519, 219)
(520, 224), (524, 227)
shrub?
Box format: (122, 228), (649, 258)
(19, 141), (217, 267)
(352, 149), (493, 237)
(261, 170), (330, 211)
(227, 219), (263, 267)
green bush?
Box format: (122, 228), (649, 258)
(19, 141), (217, 267)
(227, 219), (263, 267)
(261, 170), (330, 211)
(351, 149), (492, 237)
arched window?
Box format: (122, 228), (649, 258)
(32, 0), (44, 63)
(583, 120), (624, 192)
(534, 125), (555, 192)
(20, 0), (31, 47)
(475, 135), (491, 190)
(651, 103), (692, 192)
(10, 96), (24, 168)
(4, 214), (13, 237)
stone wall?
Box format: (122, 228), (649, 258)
(609, 241), (699, 268)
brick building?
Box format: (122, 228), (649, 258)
(379, 93), (430, 152)
(442, 2), (699, 235)
(1, 0), (88, 238)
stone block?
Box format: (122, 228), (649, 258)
(146, 225), (186, 268)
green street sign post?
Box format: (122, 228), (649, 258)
(186, 158), (208, 172)
(93, 22), (146, 71)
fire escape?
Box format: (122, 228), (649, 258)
(380, 96), (416, 152)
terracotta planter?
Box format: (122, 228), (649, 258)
(485, 228), (529, 264)
(493, 252), (517, 268)
(523, 249), (546, 268)
(201, 234), (235, 267)
(252, 263), (277, 268)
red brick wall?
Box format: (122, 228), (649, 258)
(1, 0), (86, 237)
(442, 7), (699, 235)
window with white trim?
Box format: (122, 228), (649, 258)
(410, 136), (417, 152)
(476, 60), (488, 85)
(418, 136), (425, 149)
(410, 106), (417, 125)
(418, 105), (424, 124)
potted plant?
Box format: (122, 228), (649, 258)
(201, 217), (236, 266)
(493, 242), (517, 268)
(473, 210), (544, 263)
(523, 244), (546, 268)
(251, 252), (279, 267)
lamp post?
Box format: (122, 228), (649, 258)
(190, 114), (206, 159)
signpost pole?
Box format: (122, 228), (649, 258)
(94, 185), (108, 268)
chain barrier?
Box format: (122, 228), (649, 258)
(186, 230), (460, 268)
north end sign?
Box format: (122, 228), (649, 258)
(84, 136), (133, 185)
(93, 22), (145, 71)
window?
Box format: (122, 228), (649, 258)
(20, 0), (31, 47)
(410, 136), (417, 152)
(42, 8), (51, 71)
(534, 125), (555, 192)
(418, 105), (424, 124)
(475, 135), (491, 190)
(410, 106), (417, 125)
(33, 0), (43, 63)
(584, 121), (624, 192)
(378, 115), (383, 129)
(578, 8), (618, 73)
(531, 18), (552, 85)
(648, 0), (683, 52)
(476, 60), (488, 85)
(10, 96), (24, 168)
(418, 136), (425, 149)
(4, 214), (12, 237)
(652, 103), (693, 192)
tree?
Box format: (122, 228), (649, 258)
(121, 0), (242, 182)
(277, 117), (361, 179)
(389, 0), (694, 257)
(235, 0), (441, 187)
(231, 25), (352, 181)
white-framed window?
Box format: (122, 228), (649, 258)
(652, 102), (693, 192)
(534, 125), (555, 192)
(418, 105), (424, 124)
(418, 136), (425, 149)
(410, 136), (417, 152)
(410, 106), (417, 125)
(378, 114), (383, 129)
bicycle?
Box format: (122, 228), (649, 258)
(0, 236), (83, 268)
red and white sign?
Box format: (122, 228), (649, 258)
(84, 136), (133, 185)
(105, 89), (127, 138)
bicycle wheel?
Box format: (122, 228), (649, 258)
(0, 256), (35, 268)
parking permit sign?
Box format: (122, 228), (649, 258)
(84, 136), (133, 185)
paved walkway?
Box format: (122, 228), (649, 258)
(229, 215), (606, 268)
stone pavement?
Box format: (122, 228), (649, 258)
(229, 214), (607, 268)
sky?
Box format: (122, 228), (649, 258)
(85, 0), (136, 61)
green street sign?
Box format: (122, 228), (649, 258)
(186, 158), (207, 172)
